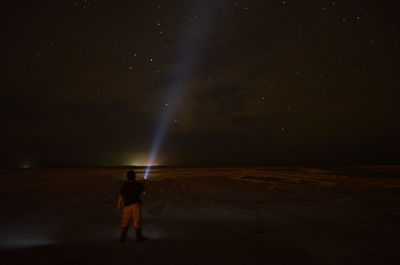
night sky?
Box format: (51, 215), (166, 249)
(1, 0), (399, 167)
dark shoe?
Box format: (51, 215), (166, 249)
(136, 236), (145, 242)
(119, 227), (129, 242)
(135, 227), (145, 242)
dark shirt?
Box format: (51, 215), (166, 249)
(120, 181), (144, 206)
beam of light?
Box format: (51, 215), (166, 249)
(144, 1), (223, 179)
(0, 236), (55, 250)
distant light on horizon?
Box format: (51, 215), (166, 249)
(20, 162), (32, 169)
(126, 154), (160, 168)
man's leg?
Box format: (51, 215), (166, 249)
(119, 206), (132, 242)
(119, 227), (129, 242)
(132, 203), (144, 242)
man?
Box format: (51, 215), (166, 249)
(117, 170), (145, 242)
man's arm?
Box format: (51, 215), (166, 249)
(139, 182), (145, 202)
(117, 195), (124, 209)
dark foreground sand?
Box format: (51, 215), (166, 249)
(0, 166), (399, 265)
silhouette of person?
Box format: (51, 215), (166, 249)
(117, 170), (145, 242)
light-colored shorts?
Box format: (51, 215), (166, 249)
(121, 203), (141, 228)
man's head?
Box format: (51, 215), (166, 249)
(127, 170), (136, 180)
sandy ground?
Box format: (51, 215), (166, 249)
(0, 166), (399, 265)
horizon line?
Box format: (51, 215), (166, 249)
(2, 163), (400, 169)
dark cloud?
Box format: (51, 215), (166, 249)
(232, 114), (293, 135)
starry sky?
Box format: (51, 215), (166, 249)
(1, 0), (399, 167)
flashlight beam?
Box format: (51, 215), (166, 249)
(143, 1), (224, 179)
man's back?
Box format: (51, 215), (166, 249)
(120, 181), (144, 206)
(118, 170), (145, 242)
